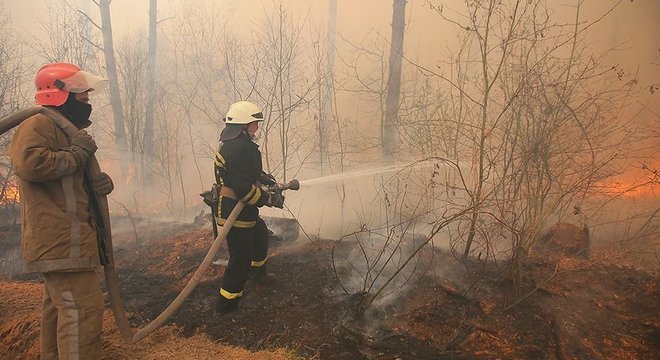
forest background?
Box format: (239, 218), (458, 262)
(1, 0), (658, 280)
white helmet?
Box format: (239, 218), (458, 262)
(224, 101), (264, 125)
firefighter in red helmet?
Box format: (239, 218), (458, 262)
(9, 63), (112, 359)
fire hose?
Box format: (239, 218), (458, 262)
(0, 107), (299, 343)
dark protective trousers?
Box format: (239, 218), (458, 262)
(40, 270), (104, 360)
(220, 217), (269, 298)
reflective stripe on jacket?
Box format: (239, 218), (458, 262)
(214, 132), (268, 228)
(9, 112), (99, 273)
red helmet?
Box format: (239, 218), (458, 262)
(35, 63), (107, 106)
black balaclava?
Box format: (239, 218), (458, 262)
(55, 92), (92, 129)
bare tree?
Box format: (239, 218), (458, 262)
(335, 33), (391, 157)
(383, 0), (406, 163)
(34, 1), (98, 69)
(246, 2), (317, 181)
(423, 0), (645, 290)
(330, 159), (473, 315)
(142, 0), (159, 183)
(154, 1), (233, 215)
(116, 35), (147, 165)
(96, 0), (129, 159)
(0, 5), (26, 209)
(319, 0), (337, 175)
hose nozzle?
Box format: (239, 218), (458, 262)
(283, 179), (300, 191)
(268, 179), (300, 192)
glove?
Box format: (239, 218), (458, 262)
(68, 130), (98, 167)
(71, 130), (98, 153)
(92, 172), (114, 196)
(267, 191), (285, 209)
(260, 172), (277, 186)
(200, 184), (219, 208)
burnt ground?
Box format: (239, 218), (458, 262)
(1, 218), (659, 359)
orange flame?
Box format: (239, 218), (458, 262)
(0, 182), (20, 206)
(593, 179), (659, 198)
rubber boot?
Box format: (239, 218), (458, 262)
(215, 296), (240, 315)
(251, 263), (276, 284)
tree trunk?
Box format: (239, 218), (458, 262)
(462, 0), (497, 260)
(320, 0), (337, 175)
(98, 0), (128, 160)
(383, 0), (406, 163)
(142, 0), (158, 184)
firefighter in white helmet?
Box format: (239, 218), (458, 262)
(213, 100), (284, 314)
(9, 63), (112, 359)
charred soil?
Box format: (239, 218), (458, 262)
(1, 222), (658, 359)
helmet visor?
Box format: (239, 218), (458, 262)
(59, 70), (108, 93)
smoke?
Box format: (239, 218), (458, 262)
(3, 0), (657, 285)
(256, 160), (474, 318)
(262, 161), (442, 240)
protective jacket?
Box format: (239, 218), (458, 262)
(214, 132), (269, 228)
(9, 112), (99, 273)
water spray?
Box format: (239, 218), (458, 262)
(298, 161), (439, 187)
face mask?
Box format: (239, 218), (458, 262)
(58, 93), (93, 129)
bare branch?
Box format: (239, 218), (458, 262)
(77, 9), (102, 30)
